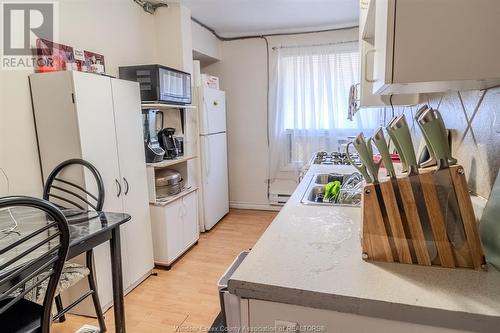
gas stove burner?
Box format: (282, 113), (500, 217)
(313, 151), (359, 165)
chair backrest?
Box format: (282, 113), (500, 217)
(43, 159), (105, 212)
(0, 196), (69, 332)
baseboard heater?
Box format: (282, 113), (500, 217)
(269, 192), (292, 206)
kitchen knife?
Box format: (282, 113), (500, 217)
(354, 133), (379, 182)
(418, 109), (465, 249)
(373, 128), (396, 178)
(388, 115), (438, 261)
(353, 133), (398, 260)
(372, 128), (417, 263)
(346, 142), (372, 183)
(386, 116), (408, 173)
(415, 105), (437, 168)
(420, 108), (458, 165)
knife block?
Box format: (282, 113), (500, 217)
(361, 165), (486, 270)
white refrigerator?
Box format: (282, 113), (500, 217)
(199, 86), (230, 230)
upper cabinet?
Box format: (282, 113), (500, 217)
(358, 0), (420, 107)
(363, 0), (500, 95)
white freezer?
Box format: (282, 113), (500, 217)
(199, 87), (226, 135)
(200, 132), (229, 230)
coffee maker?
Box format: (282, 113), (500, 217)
(157, 127), (183, 160)
(142, 109), (165, 163)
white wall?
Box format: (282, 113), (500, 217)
(154, 3), (193, 74)
(192, 20), (221, 60)
(0, 0), (160, 196)
(204, 28), (359, 209)
(204, 38), (269, 210)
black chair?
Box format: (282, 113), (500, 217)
(43, 158), (106, 331)
(0, 196), (70, 333)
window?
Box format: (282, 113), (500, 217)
(279, 47), (361, 130)
(270, 42), (380, 171)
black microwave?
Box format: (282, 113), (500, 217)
(119, 64), (192, 105)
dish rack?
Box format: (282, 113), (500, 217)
(361, 165), (486, 270)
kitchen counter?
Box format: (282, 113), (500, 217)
(228, 164), (500, 332)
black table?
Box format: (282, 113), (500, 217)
(0, 208), (131, 333)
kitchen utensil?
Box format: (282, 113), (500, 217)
(143, 109), (165, 163)
(156, 183), (184, 198)
(418, 108), (466, 250)
(347, 141), (393, 261)
(155, 169), (184, 198)
(352, 133), (399, 261)
(479, 170), (500, 270)
(175, 136), (184, 156)
(155, 169), (182, 187)
(415, 106), (458, 168)
(415, 105), (437, 168)
(386, 116), (408, 173)
(345, 143), (372, 183)
(388, 115), (439, 262)
(158, 127), (179, 159)
(372, 128), (416, 263)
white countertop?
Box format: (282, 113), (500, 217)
(228, 164), (500, 332)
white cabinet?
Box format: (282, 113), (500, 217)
(364, 0), (500, 95)
(29, 71), (154, 313)
(244, 299), (466, 333)
(150, 189), (200, 267)
(182, 190), (199, 246)
(358, 0), (420, 107)
(110, 78), (155, 292)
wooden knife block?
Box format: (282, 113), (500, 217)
(361, 165), (486, 270)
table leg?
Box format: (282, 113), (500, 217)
(110, 226), (126, 333)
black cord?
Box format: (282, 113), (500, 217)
(389, 94), (395, 118)
(191, 16), (357, 41)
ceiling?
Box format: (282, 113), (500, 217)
(180, 0), (359, 38)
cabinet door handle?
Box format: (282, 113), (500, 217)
(115, 179), (122, 197)
(365, 49), (377, 83)
(123, 177), (129, 195)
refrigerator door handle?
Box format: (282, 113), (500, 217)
(203, 97), (210, 135)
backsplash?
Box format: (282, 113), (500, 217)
(387, 87), (500, 199)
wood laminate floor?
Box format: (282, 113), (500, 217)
(52, 209), (277, 333)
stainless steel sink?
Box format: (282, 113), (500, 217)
(315, 173), (346, 185)
(307, 186), (326, 203)
(301, 173), (361, 206)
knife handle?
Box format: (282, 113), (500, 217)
(367, 138), (382, 181)
(434, 109), (458, 166)
(372, 128), (395, 178)
(390, 116), (418, 168)
(386, 129), (407, 171)
(353, 134), (379, 183)
(415, 107), (437, 165)
(419, 110), (455, 167)
(346, 142), (373, 183)
(386, 116), (408, 172)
